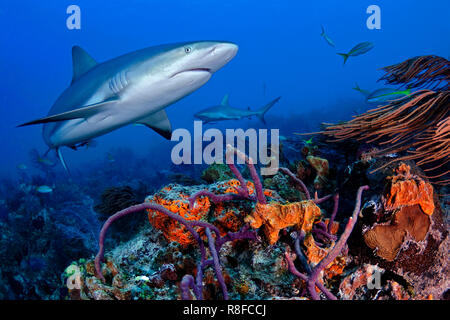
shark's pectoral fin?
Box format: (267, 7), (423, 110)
(17, 96), (119, 127)
(136, 110), (172, 140)
(71, 46), (98, 84)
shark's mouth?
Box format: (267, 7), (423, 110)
(170, 68), (211, 78)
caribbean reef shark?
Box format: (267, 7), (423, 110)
(194, 94), (281, 124)
(18, 41), (238, 171)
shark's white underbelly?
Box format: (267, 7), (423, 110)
(48, 68), (212, 147)
(49, 101), (156, 147)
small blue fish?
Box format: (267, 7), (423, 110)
(106, 152), (115, 163)
(352, 83), (371, 97)
(320, 25), (335, 47)
(37, 157), (55, 166)
(17, 163), (27, 170)
(36, 185), (53, 193)
(337, 42), (374, 65)
(29, 149), (56, 167)
(366, 88), (411, 104)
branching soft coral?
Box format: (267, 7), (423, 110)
(379, 55), (449, 90)
(318, 55), (450, 184)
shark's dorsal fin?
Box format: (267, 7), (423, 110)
(17, 96), (119, 127)
(72, 46), (98, 84)
(221, 94), (230, 107)
(136, 110), (172, 140)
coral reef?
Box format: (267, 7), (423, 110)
(201, 163), (234, 184)
(85, 146), (380, 301)
(285, 186), (369, 300)
(0, 192), (100, 299)
(58, 140), (448, 301)
(383, 163), (435, 215)
(13, 82), (445, 302)
(95, 186), (142, 216)
(94, 185), (148, 243)
(146, 185), (211, 246)
(348, 159), (448, 299)
(363, 205), (431, 261)
(364, 163), (435, 261)
(263, 171), (306, 202)
(306, 155), (329, 189)
(145, 180), (280, 246)
(363, 163), (434, 261)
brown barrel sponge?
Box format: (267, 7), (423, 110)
(363, 205), (431, 261)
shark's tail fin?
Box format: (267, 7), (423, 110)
(320, 25), (325, 36)
(337, 52), (349, 65)
(257, 96), (281, 124)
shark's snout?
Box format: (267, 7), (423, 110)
(205, 42), (238, 73)
(169, 42), (238, 79)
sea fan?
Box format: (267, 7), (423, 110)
(319, 55), (450, 185)
(380, 55), (450, 90)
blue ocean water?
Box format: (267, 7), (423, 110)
(1, 0), (448, 177)
(0, 0), (448, 300)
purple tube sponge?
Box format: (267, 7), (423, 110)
(285, 185), (369, 300)
(189, 145), (267, 209)
(94, 202), (206, 282)
(94, 200), (257, 300)
(279, 167), (311, 200)
(226, 145), (267, 204)
(328, 193), (339, 233)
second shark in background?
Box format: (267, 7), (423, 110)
(194, 95), (281, 124)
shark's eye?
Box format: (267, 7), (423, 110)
(184, 47), (192, 54)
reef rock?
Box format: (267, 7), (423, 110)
(350, 162), (449, 299)
(201, 163), (234, 184)
(146, 180), (281, 246)
(363, 163), (434, 261)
